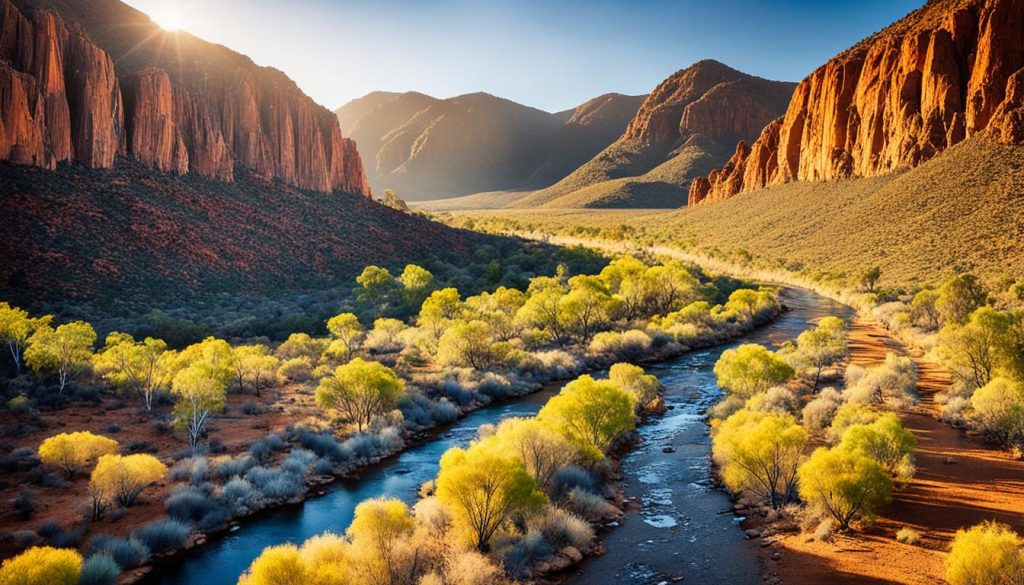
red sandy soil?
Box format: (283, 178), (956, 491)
(761, 318), (1024, 584)
(0, 384), (321, 558)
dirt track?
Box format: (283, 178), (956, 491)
(765, 318), (1024, 584)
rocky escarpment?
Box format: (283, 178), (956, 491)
(0, 0), (369, 196)
(508, 60), (794, 208)
(690, 0), (1024, 205)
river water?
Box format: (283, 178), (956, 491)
(149, 287), (851, 585)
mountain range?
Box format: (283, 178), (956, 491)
(335, 90), (646, 201)
(414, 60), (795, 209)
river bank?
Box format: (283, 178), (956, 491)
(136, 298), (786, 584)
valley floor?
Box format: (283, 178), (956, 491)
(757, 317), (1024, 584)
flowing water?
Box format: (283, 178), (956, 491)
(149, 287), (851, 585)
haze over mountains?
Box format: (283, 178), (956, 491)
(413, 60), (795, 209)
(335, 91), (646, 201)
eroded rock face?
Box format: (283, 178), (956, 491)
(689, 0), (1024, 206)
(0, 0), (370, 196)
(625, 60), (795, 150)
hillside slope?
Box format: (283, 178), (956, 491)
(455, 136), (1024, 287)
(690, 0), (1024, 205)
(336, 91), (644, 200)
(512, 60), (794, 208)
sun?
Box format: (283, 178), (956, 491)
(150, 3), (186, 31)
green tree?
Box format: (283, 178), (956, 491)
(860, 266), (882, 293)
(316, 358), (405, 432)
(936, 274), (988, 325)
(946, 521), (1024, 585)
(418, 288), (463, 341)
(598, 256), (650, 320)
(938, 307), (1015, 392)
(346, 498), (415, 585)
(712, 410), (807, 508)
(797, 447), (892, 530)
(971, 377), (1024, 449)
(233, 345), (281, 397)
(435, 444), (545, 551)
(537, 374), (635, 459)
(910, 289), (941, 330)
(794, 317), (848, 388)
(561, 275), (618, 344)
(437, 320), (509, 370)
(24, 321), (96, 394)
(517, 287), (569, 345)
(608, 362), (661, 411)
(399, 264), (434, 311)
(837, 413), (917, 481)
(169, 338), (234, 448)
(275, 333), (328, 363)
(93, 333), (174, 411)
(465, 287), (526, 342)
(478, 418), (580, 490)
(713, 344), (794, 398)
(326, 313), (365, 363)
(0, 546), (82, 585)
(0, 302), (51, 374)
(357, 266), (398, 316)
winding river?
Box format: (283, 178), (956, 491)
(150, 287), (851, 585)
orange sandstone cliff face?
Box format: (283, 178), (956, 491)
(0, 0), (370, 196)
(689, 0), (1024, 206)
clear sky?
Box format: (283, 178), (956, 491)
(122, 0), (923, 113)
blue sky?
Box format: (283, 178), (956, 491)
(124, 0), (923, 112)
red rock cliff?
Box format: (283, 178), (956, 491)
(0, 0), (370, 196)
(689, 0), (1024, 205)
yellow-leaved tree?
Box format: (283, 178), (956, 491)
(0, 546), (82, 585)
(24, 321), (96, 394)
(537, 374), (635, 460)
(608, 363), (662, 411)
(0, 302), (51, 374)
(713, 343), (794, 399)
(946, 521), (1024, 585)
(316, 358), (405, 432)
(38, 431), (118, 479)
(90, 453), (167, 517)
(797, 446), (892, 530)
(435, 443), (545, 551)
(711, 410), (807, 508)
(169, 338), (234, 448)
(347, 498), (416, 585)
(93, 332), (174, 411)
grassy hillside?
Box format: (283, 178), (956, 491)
(441, 136), (1024, 288)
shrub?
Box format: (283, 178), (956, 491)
(86, 535), (149, 568)
(745, 386), (799, 415)
(0, 447), (40, 472)
(802, 388), (844, 432)
(38, 432), (118, 478)
(837, 413), (917, 481)
(549, 466), (600, 502)
(249, 433), (287, 462)
(168, 457), (209, 485)
(714, 344), (794, 398)
(13, 491), (35, 520)
(946, 521), (1024, 585)
(134, 519), (190, 554)
(896, 527), (922, 545)
(78, 553), (120, 585)
(297, 430), (350, 464)
(222, 478), (263, 514)
(90, 454), (167, 508)
(535, 508), (594, 551)
(608, 363), (661, 410)
(215, 455), (256, 480)
(165, 486), (217, 523)
(0, 546), (82, 585)
(828, 403), (880, 443)
(502, 531), (552, 578)
(444, 550), (505, 585)
(843, 353), (917, 407)
(277, 357), (313, 383)
(245, 467), (306, 502)
(567, 488), (618, 522)
(971, 378), (1024, 448)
